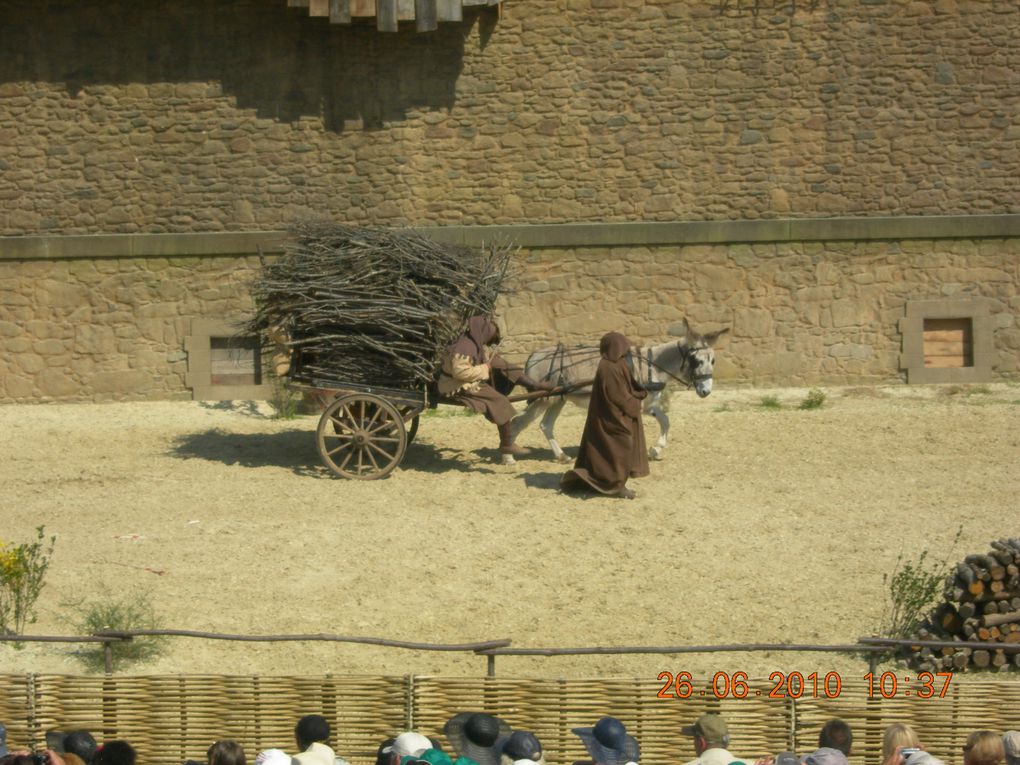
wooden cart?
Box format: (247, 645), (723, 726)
(290, 373), (431, 480)
(289, 370), (571, 480)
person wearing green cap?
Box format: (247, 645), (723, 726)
(401, 749), (478, 765)
(681, 714), (751, 765)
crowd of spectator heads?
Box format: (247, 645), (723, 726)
(0, 714), (1017, 765)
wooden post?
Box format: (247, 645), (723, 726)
(487, 654), (495, 677)
(330, 0), (352, 22)
(377, 0), (398, 31)
(104, 641), (113, 674)
(435, 0), (461, 22)
(415, 0), (438, 31)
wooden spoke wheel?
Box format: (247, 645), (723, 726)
(316, 393), (407, 480)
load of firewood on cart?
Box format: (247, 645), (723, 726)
(244, 222), (518, 480)
(247, 221), (515, 391)
(903, 538), (1020, 673)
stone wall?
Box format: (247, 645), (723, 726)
(2, 227), (1018, 402)
(1, 0), (1018, 234)
(0, 255), (262, 401)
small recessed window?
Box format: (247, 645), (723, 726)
(210, 336), (262, 386)
(923, 317), (973, 369)
(900, 300), (993, 384)
(185, 319), (271, 400)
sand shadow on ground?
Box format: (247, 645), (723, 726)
(169, 429), (511, 477)
(517, 471), (565, 491)
(169, 429), (326, 477)
(198, 401), (274, 420)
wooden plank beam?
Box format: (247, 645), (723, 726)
(350, 0), (374, 17)
(435, 0), (461, 21)
(329, 0), (352, 22)
(415, 0), (438, 31)
(309, 0), (330, 15)
(377, 0), (398, 31)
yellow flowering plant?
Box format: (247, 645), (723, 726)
(0, 526), (56, 637)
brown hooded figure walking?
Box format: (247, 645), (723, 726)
(561, 331), (650, 499)
(438, 315), (554, 457)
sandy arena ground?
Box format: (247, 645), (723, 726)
(1, 382), (1018, 681)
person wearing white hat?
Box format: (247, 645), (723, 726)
(383, 733), (434, 765)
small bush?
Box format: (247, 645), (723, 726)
(268, 376), (301, 420)
(880, 526), (962, 639)
(798, 388), (827, 410)
(758, 395), (782, 410)
(0, 526), (56, 637)
(67, 590), (166, 672)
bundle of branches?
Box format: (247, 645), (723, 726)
(248, 222), (515, 389)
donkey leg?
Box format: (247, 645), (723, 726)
(539, 398), (571, 463)
(510, 399), (546, 439)
(646, 401), (670, 460)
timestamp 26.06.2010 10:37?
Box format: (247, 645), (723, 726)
(655, 671), (955, 700)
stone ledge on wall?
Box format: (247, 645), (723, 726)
(3, 215), (1020, 261)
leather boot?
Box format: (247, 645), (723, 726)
(518, 375), (556, 392)
(497, 422), (530, 455)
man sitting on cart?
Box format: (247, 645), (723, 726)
(438, 315), (555, 457)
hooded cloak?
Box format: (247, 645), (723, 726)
(561, 331), (649, 495)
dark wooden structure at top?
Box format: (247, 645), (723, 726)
(286, 0), (502, 33)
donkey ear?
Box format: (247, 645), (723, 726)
(666, 318), (690, 338)
(705, 328), (730, 346)
(702, 327), (729, 346)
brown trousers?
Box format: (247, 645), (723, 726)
(453, 383), (517, 425)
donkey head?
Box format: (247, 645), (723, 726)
(670, 319), (729, 398)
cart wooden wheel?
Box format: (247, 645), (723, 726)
(316, 393), (407, 480)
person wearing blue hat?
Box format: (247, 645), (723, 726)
(572, 717), (639, 765)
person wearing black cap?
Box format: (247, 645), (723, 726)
(501, 732), (544, 765)
(444, 713), (512, 765)
(64, 732), (98, 765)
(572, 717), (639, 765)
(681, 714), (749, 765)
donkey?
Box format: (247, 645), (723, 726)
(510, 320), (728, 462)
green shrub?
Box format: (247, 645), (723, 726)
(880, 526), (962, 639)
(268, 376), (301, 420)
(798, 388), (827, 410)
(0, 526), (56, 637)
(758, 395), (782, 410)
(67, 590), (166, 672)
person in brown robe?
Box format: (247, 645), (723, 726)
(561, 331), (650, 499)
(438, 315), (555, 456)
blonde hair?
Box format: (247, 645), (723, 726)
(882, 724), (921, 760)
(965, 731), (1005, 765)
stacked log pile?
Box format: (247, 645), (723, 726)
(248, 222), (515, 389)
(909, 538), (1020, 672)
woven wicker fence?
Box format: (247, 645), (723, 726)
(4, 675), (1019, 765)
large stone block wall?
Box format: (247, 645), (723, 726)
(2, 233), (1018, 402)
(0, 256), (262, 401)
(501, 238), (1020, 385)
(1, 0), (1018, 235)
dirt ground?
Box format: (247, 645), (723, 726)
(1, 382), (1018, 681)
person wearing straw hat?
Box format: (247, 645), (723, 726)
(438, 316), (556, 457)
(681, 713), (750, 765)
(572, 716), (639, 765)
(443, 713), (512, 765)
